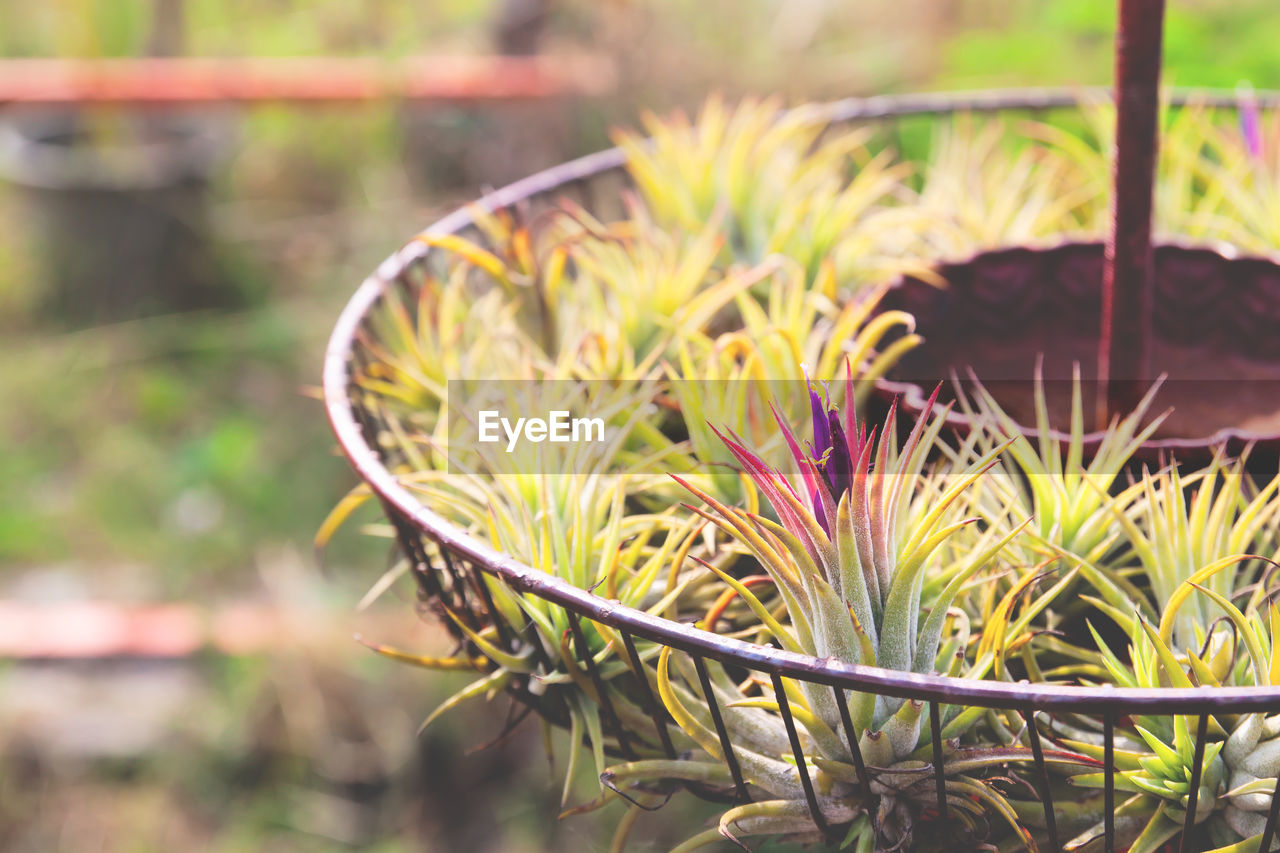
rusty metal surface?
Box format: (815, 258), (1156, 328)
(875, 239), (1280, 465)
(1099, 0), (1165, 423)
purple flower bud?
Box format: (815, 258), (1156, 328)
(1240, 83), (1263, 161)
(825, 412), (854, 502)
(810, 386), (831, 457)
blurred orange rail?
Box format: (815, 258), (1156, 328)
(0, 600), (427, 659)
(0, 55), (616, 107)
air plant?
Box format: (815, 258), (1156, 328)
(1166, 96), (1280, 252)
(1082, 454), (1280, 656)
(1057, 594), (1280, 853)
(1056, 456), (1280, 851)
(352, 482), (721, 811)
(1073, 559), (1280, 852)
(1178, 587), (1280, 846)
(1024, 94), (1280, 250)
(407, 198), (760, 383)
(961, 364), (1168, 569)
(546, 200), (765, 379)
(351, 252), (529, 458)
(914, 114), (1101, 256)
(323, 374), (735, 809)
(602, 369), (1091, 851)
(1061, 622), (1230, 853)
(681, 370), (1015, 695)
(654, 257), (920, 506)
(615, 94), (933, 292)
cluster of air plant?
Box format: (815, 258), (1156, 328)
(614, 95), (935, 292)
(957, 366), (1168, 580)
(944, 369), (1280, 850)
(1025, 92), (1280, 251)
(914, 115), (1101, 256)
(653, 259), (919, 506)
(591, 369), (1101, 852)
(948, 369), (1280, 852)
(323, 188), (929, 820)
(615, 366), (1280, 852)
(615, 94), (1280, 303)
(326, 96), (1280, 852)
(1164, 92), (1280, 252)
(1053, 454), (1280, 852)
(324, 411), (740, 818)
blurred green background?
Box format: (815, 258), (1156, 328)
(0, 1), (1277, 851)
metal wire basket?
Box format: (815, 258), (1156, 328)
(324, 89), (1280, 853)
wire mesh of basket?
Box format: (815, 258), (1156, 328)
(324, 89), (1280, 853)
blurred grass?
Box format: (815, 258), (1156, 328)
(942, 0), (1280, 89)
(1, 627), (725, 851)
(1, 0), (1279, 850)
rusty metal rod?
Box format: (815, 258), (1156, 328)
(1261, 775), (1280, 852)
(832, 686), (873, 801)
(770, 673), (830, 838)
(567, 612), (636, 760)
(693, 655), (749, 803)
(1098, 0), (1165, 427)
(930, 701), (947, 821)
(1104, 714), (1116, 853)
(1023, 709), (1061, 852)
(1180, 714), (1210, 853)
(620, 632), (677, 759)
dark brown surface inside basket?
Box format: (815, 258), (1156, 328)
(878, 242), (1280, 444)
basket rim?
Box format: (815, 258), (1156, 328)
(324, 86), (1280, 715)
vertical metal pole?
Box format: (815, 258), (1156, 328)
(1260, 776), (1280, 853)
(693, 656), (749, 803)
(620, 633), (677, 759)
(1180, 714), (1209, 853)
(1098, 0), (1165, 427)
(1023, 710), (1061, 852)
(1104, 714), (1116, 853)
(771, 673), (830, 838)
(566, 613), (635, 760)
(930, 701), (947, 821)
(832, 687), (873, 801)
